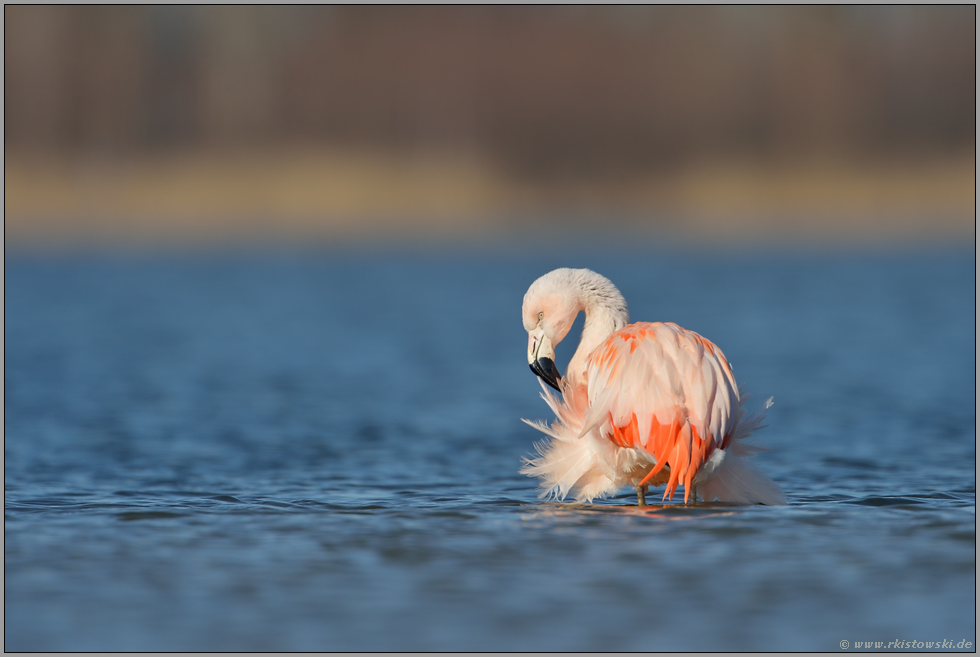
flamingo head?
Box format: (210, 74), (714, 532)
(522, 269), (585, 392)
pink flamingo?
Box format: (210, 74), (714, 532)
(521, 268), (785, 506)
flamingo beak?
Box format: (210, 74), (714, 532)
(528, 329), (562, 392)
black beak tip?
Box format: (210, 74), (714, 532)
(530, 357), (563, 392)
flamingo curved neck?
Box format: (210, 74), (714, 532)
(565, 287), (629, 389)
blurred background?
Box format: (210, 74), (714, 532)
(5, 7), (977, 651)
(4, 5), (975, 247)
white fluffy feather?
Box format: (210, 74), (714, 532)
(522, 384), (785, 505)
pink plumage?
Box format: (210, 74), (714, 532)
(521, 268), (785, 506)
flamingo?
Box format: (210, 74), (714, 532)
(521, 268), (785, 506)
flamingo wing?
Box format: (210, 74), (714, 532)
(581, 322), (740, 501)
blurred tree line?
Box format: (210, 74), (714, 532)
(5, 5), (975, 179)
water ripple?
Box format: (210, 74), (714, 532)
(4, 251), (974, 651)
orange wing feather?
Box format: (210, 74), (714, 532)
(584, 322), (740, 502)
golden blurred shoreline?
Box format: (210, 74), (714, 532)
(4, 150), (975, 248)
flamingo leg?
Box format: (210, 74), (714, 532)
(689, 485), (698, 504)
(637, 485), (647, 507)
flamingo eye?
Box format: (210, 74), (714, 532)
(538, 312), (544, 321)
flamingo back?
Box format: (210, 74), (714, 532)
(582, 322), (740, 501)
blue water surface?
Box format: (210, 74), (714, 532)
(4, 244), (976, 650)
